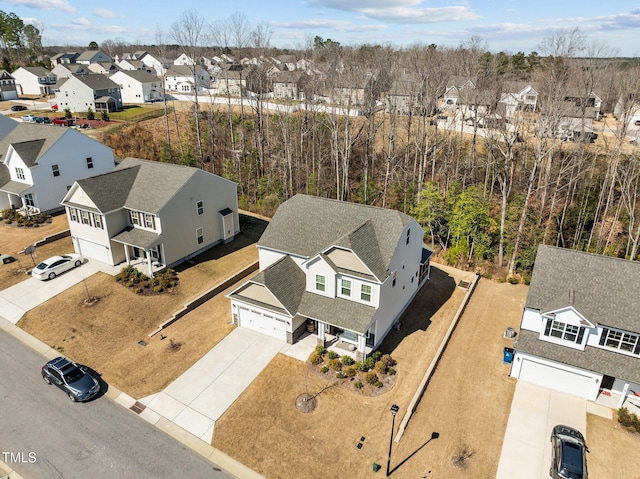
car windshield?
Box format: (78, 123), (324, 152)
(35, 262), (48, 270)
(63, 366), (84, 384)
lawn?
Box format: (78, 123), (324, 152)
(587, 413), (640, 478)
(0, 214), (71, 290)
(17, 214), (267, 398)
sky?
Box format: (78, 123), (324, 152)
(1, 0), (639, 56)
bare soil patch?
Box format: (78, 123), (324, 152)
(587, 413), (640, 478)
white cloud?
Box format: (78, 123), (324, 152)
(93, 8), (117, 19)
(3, 0), (74, 13)
(72, 17), (90, 27)
(270, 18), (387, 33)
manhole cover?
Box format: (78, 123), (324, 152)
(296, 393), (317, 413)
(458, 280), (471, 289)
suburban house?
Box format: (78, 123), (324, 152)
(61, 157), (240, 277)
(115, 58), (152, 73)
(50, 52), (79, 68)
(76, 50), (112, 65)
(510, 245), (640, 409)
(272, 71), (304, 100)
(164, 65), (211, 93)
(51, 63), (90, 79)
(442, 77), (476, 110)
(110, 70), (164, 103)
(87, 62), (120, 75)
(55, 74), (123, 113)
(0, 120), (115, 214)
(12, 67), (57, 96)
(499, 82), (538, 117)
(0, 70), (18, 101)
(227, 194), (432, 360)
(215, 67), (246, 97)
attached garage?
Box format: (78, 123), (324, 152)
(76, 238), (111, 264)
(517, 357), (596, 398)
(237, 306), (288, 341)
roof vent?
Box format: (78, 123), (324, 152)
(569, 288), (575, 306)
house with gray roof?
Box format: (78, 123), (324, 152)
(12, 66), (57, 96)
(110, 70), (163, 103)
(76, 50), (112, 65)
(61, 157), (239, 277)
(55, 74), (122, 114)
(165, 65), (210, 93)
(227, 194), (431, 360)
(510, 245), (640, 408)
(0, 70), (18, 101)
(0, 118), (115, 214)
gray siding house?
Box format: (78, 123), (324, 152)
(55, 74), (122, 113)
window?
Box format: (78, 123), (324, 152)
(130, 211), (139, 226)
(69, 208), (77, 222)
(52, 164), (60, 177)
(406, 228), (410, 245)
(196, 227), (203, 244)
(81, 210), (90, 225)
(93, 213), (102, 229)
(341, 279), (351, 297)
(24, 193), (34, 207)
(392, 271), (397, 287)
(543, 318), (583, 344)
(15, 167), (25, 180)
(361, 285), (371, 302)
(599, 328), (640, 354)
(86, 157), (93, 169)
(196, 200), (204, 215)
(144, 213), (154, 229)
(315, 275), (325, 292)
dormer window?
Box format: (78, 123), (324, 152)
(543, 317), (584, 344)
(15, 167), (25, 180)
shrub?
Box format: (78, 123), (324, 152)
(327, 350), (339, 360)
(342, 355), (354, 366)
(101, 110), (110, 121)
(126, 281), (134, 288)
(381, 354), (396, 368)
(508, 276), (519, 284)
(374, 381), (383, 388)
(364, 356), (375, 369)
(134, 287), (143, 294)
(309, 352), (323, 365)
(375, 360), (387, 374)
(328, 358), (342, 371)
(64, 107), (72, 119)
(388, 368), (396, 376)
(371, 350), (383, 361)
(344, 366), (356, 377)
(314, 345), (326, 355)
(336, 372), (345, 379)
(364, 371), (378, 384)
(140, 281), (150, 289)
(153, 285), (163, 293)
(354, 381), (363, 389)
(618, 407), (640, 432)
(87, 107), (95, 120)
(320, 366), (329, 374)
(355, 361), (367, 372)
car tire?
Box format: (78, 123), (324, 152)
(43, 375), (51, 384)
(48, 272), (56, 280)
(75, 260), (82, 267)
(68, 392), (77, 402)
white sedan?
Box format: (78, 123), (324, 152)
(31, 254), (83, 280)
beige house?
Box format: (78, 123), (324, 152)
(61, 157), (239, 276)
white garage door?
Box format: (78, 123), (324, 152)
(519, 359), (593, 398)
(77, 238), (111, 264)
(238, 307), (287, 340)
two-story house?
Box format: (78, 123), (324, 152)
(55, 74), (122, 113)
(0, 70), (18, 101)
(227, 195), (431, 360)
(50, 52), (80, 68)
(164, 65), (211, 93)
(0, 120), (115, 214)
(510, 245), (640, 408)
(12, 67), (57, 96)
(51, 63), (90, 79)
(61, 157), (239, 277)
(110, 70), (163, 103)
(76, 50), (113, 65)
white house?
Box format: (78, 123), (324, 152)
(227, 194), (431, 360)
(164, 65), (211, 93)
(61, 157), (240, 277)
(87, 62), (120, 75)
(51, 63), (90, 79)
(510, 245), (640, 410)
(76, 50), (112, 65)
(0, 70), (18, 101)
(55, 74), (123, 113)
(12, 67), (57, 96)
(0, 121), (115, 214)
(110, 70), (163, 103)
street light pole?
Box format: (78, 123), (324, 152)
(386, 404), (399, 476)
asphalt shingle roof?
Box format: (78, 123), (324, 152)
(0, 123), (67, 167)
(248, 256), (306, 315)
(526, 245), (640, 332)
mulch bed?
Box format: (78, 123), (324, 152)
(307, 358), (397, 397)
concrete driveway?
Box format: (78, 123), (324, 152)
(496, 381), (586, 479)
(0, 259), (121, 324)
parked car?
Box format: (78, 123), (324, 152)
(52, 117), (74, 126)
(41, 356), (100, 402)
(35, 116), (51, 124)
(550, 425), (588, 479)
(10, 105), (27, 111)
(21, 114), (37, 123)
(31, 254), (83, 280)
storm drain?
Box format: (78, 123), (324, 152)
(130, 401), (146, 414)
(457, 280), (471, 289)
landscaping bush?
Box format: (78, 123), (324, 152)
(153, 285), (163, 293)
(327, 350), (339, 360)
(320, 366), (329, 374)
(344, 366), (356, 377)
(87, 107), (95, 120)
(508, 276), (519, 284)
(364, 371), (378, 384)
(375, 381), (383, 388)
(354, 381), (363, 389)
(355, 361), (367, 372)
(314, 345), (326, 355)
(381, 354), (396, 368)
(134, 287), (143, 294)
(309, 352), (323, 365)
(342, 355), (354, 366)
(328, 358), (342, 371)
(336, 372), (345, 379)
(618, 407), (640, 433)
(388, 367), (396, 375)
(364, 356), (375, 369)
(375, 360), (387, 374)
(371, 350), (382, 361)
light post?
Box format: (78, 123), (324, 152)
(386, 404), (399, 476)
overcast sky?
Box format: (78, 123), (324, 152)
(2, 0), (639, 56)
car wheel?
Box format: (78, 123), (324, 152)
(68, 392), (77, 402)
(48, 272), (56, 280)
(74, 260), (82, 267)
(43, 375), (51, 384)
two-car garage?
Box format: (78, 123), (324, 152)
(236, 305), (288, 341)
(75, 238), (111, 264)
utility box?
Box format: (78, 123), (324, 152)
(373, 463), (381, 473)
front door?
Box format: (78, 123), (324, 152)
(601, 375), (615, 391)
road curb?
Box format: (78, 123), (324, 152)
(0, 314), (264, 479)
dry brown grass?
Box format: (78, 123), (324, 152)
(587, 413), (640, 478)
(212, 270), (527, 479)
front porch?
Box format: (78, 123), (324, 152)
(293, 329), (373, 361)
(111, 226), (164, 277)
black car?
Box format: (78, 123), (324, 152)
(550, 425), (588, 479)
(42, 357), (100, 402)
(10, 105), (27, 111)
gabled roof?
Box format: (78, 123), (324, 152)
(112, 69), (158, 83)
(258, 194), (414, 281)
(0, 123), (68, 167)
(77, 50), (110, 62)
(166, 65), (207, 76)
(16, 66), (52, 76)
(526, 245), (640, 332)
(72, 74), (120, 91)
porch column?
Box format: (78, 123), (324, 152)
(124, 245), (130, 264)
(618, 383), (630, 408)
(317, 322), (325, 341)
(144, 249), (153, 277)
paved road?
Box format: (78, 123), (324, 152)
(0, 329), (231, 479)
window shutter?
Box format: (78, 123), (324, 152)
(576, 327), (585, 344)
(543, 318), (552, 336)
(599, 328), (608, 346)
(634, 340), (640, 356)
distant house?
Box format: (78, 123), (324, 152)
(227, 194), (431, 360)
(442, 77), (476, 110)
(272, 71), (303, 100)
(215, 67), (246, 97)
(87, 62), (120, 75)
(61, 157), (240, 277)
(55, 74), (123, 113)
(51, 63), (90, 79)
(0, 119), (115, 214)
(11, 67), (56, 96)
(499, 82), (538, 117)
(563, 91), (603, 120)
(0, 70), (18, 101)
(50, 52), (79, 69)
(165, 65), (211, 93)
(511, 245), (640, 409)
(614, 93), (640, 131)
(110, 70), (163, 103)
(174, 53), (196, 66)
(76, 50), (112, 65)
